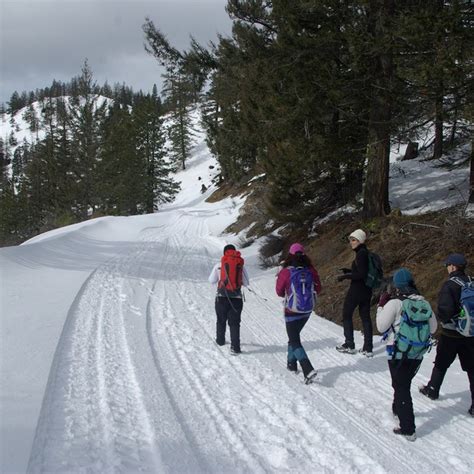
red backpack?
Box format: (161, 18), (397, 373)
(218, 249), (244, 297)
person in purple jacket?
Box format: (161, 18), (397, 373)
(276, 243), (322, 384)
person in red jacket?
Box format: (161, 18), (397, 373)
(276, 243), (321, 384)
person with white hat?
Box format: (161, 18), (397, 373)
(336, 229), (374, 357)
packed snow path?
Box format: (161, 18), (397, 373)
(22, 203), (474, 474)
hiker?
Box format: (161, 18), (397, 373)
(377, 268), (437, 441)
(419, 253), (474, 416)
(276, 243), (321, 384)
(208, 244), (249, 354)
(336, 229), (374, 356)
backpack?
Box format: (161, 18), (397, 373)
(450, 277), (474, 337)
(218, 250), (244, 297)
(392, 298), (433, 359)
(285, 266), (315, 313)
(365, 252), (383, 289)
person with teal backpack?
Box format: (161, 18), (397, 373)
(376, 268), (437, 441)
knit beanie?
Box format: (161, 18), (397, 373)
(289, 243), (305, 255)
(393, 268), (414, 289)
(223, 244), (236, 254)
(349, 229), (366, 243)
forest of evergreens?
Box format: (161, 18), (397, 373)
(0, 63), (186, 245)
(145, 0), (473, 218)
(1, 1), (473, 246)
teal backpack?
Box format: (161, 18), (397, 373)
(365, 252), (383, 289)
(392, 298), (433, 360)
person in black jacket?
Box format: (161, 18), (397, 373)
(419, 253), (474, 416)
(336, 229), (374, 357)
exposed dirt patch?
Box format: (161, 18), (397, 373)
(295, 209), (474, 334)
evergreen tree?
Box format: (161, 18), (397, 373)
(133, 89), (179, 211)
(8, 91), (24, 114)
(69, 60), (106, 218)
(23, 102), (40, 138)
(98, 103), (145, 215)
(163, 71), (194, 170)
(143, 18), (198, 170)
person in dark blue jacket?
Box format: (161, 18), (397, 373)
(419, 253), (474, 416)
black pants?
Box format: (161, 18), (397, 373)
(433, 335), (474, 403)
(286, 316), (314, 376)
(342, 287), (373, 351)
(215, 297), (243, 350)
(389, 358), (422, 435)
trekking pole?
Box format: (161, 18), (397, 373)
(247, 286), (269, 302)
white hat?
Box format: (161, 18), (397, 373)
(349, 229), (366, 243)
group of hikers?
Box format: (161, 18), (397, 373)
(208, 230), (474, 441)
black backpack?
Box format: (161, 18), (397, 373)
(365, 252), (383, 289)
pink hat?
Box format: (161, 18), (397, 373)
(289, 243), (305, 255)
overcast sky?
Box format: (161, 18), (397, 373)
(0, 0), (232, 104)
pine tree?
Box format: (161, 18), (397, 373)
(133, 89), (179, 212)
(163, 71), (194, 170)
(22, 102), (40, 138)
(143, 18), (198, 170)
(69, 60), (106, 218)
(98, 103), (146, 215)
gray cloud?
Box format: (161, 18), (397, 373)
(0, 0), (232, 103)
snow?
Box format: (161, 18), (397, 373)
(1, 112), (473, 473)
(389, 144), (470, 215)
(0, 96), (114, 161)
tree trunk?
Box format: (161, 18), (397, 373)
(363, 0), (394, 218)
(433, 86), (444, 159)
(469, 137), (474, 204)
(402, 141), (418, 161)
(364, 122), (391, 217)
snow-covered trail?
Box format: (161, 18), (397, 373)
(25, 201), (474, 473)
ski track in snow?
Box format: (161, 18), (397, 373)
(27, 208), (474, 473)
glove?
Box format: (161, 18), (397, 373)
(378, 292), (391, 307)
(337, 274), (349, 282)
(339, 268), (351, 274)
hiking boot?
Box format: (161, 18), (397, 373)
(469, 405), (473, 417)
(359, 349), (374, 358)
(215, 339), (225, 346)
(230, 346), (241, 355)
(336, 343), (356, 354)
(287, 362), (298, 373)
(419, 384), (439, 400)
(393, 428), (416, 442)
(304, 370), (318, 385)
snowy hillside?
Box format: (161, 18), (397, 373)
(1, 96), (115, 153)
(1, 111), (473, 473)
